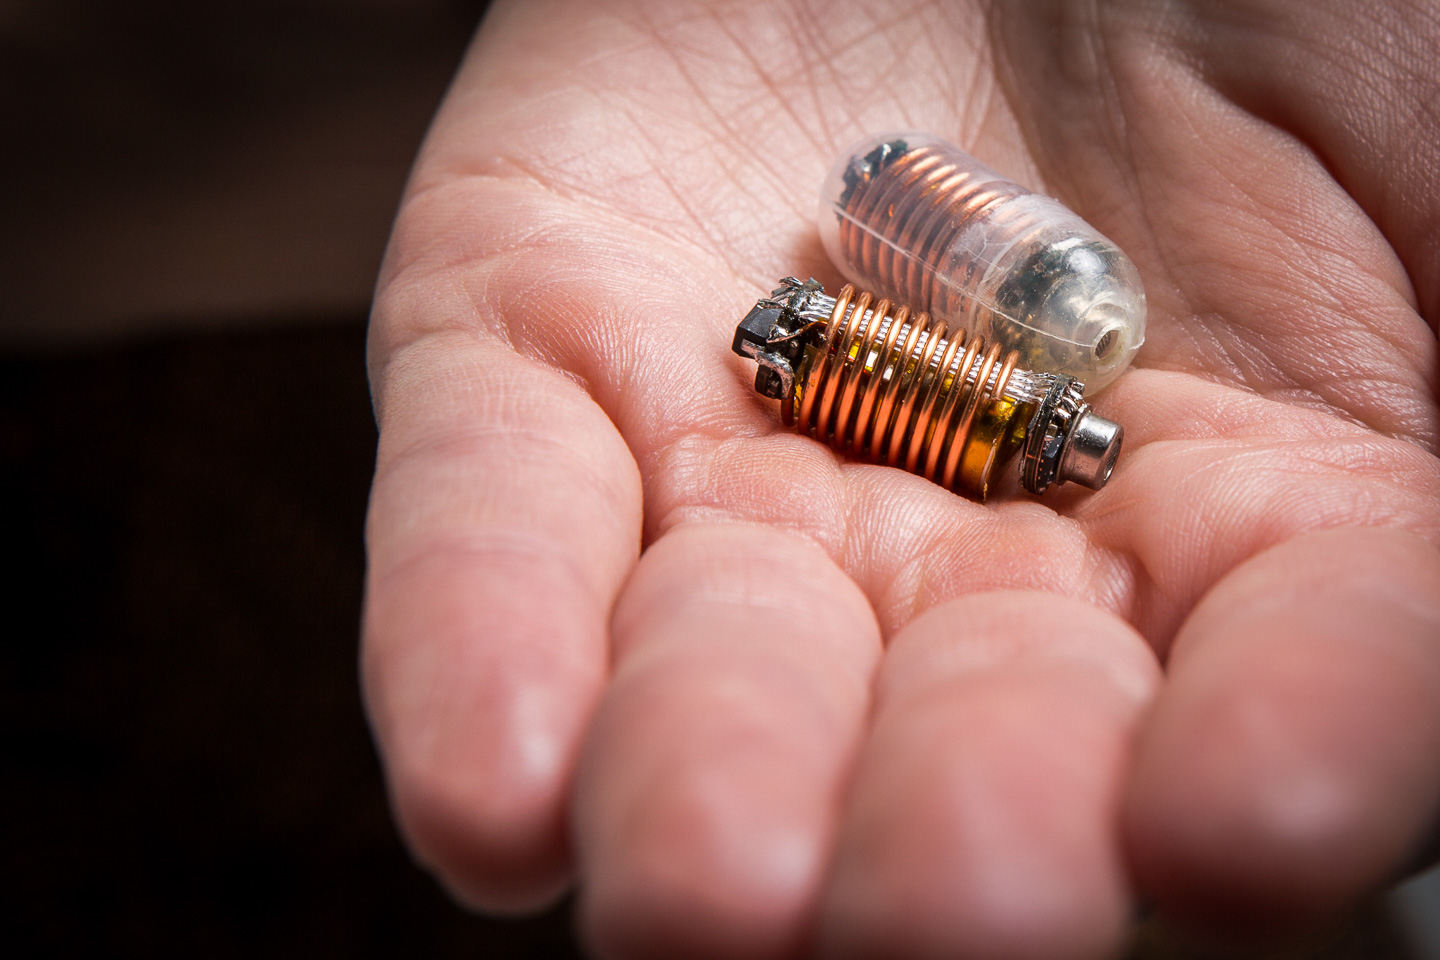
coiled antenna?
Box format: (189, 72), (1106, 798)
(734, 278), (1123, 500)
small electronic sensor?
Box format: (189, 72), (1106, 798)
(818, 132), (1146, 392)
(733, 278), (1122, 500)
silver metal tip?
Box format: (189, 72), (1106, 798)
(1058, 411), (1122, 490)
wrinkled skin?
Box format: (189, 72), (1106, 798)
(362, 1), (1440, 956)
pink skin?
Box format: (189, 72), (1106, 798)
(361, 0), (1440, 956)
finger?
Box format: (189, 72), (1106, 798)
(1122, 527), (1440, 936)
(362, 332), (642, 911)
(573, 522), (881, 960)
(817, 592), (1160, 960)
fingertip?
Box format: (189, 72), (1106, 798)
(1122, 716), (1384, 937)
(1123, 528), (1440, 938)
(818, 716), (1133, 960)
(363, 546), (610, 913)
(575, 524), (882, 960)
(820, 896), (1124, 960)
(579, 820), (816, 960)
(390, 751), (574, 913)
(818, 592), (1158, 960)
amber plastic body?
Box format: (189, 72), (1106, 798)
(819, 132), (1146, 392)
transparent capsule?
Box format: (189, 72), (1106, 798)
(818, 132), (1146, 392)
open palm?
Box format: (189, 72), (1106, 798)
(362, 1), (1440, 956)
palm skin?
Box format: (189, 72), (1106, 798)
(362, 0), (1440, 956)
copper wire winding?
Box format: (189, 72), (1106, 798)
(785, 283), (1018, 492)
(837, 143), (1039, 322)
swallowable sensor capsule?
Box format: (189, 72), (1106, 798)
(733, 278), (1122, 500)
(818, 132), (1146, 392)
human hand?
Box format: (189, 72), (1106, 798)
(361, 1), (1440, 956)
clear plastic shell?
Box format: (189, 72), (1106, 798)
(818, 132), (1145, 392)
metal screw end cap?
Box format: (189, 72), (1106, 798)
(1058, 410), (1123, 490)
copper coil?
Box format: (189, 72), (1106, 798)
(784, 283), (1019, 495)
(837, 143), (1039, 321)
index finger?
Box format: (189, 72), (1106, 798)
(363, 244), (643, 909)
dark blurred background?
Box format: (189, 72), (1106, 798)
(0, 0), (474, 343)
(2, 0), (576, 955)
(0, 1), (1436, 958)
